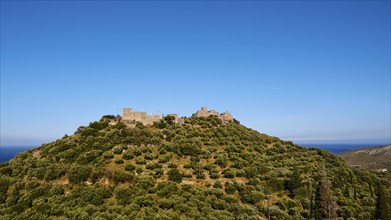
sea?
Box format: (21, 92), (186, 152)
(1, 143), (388, 164)
(0, 146), (35, 164)
(299, 143), (386, 154)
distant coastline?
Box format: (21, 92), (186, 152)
(300, 143), (389, 154)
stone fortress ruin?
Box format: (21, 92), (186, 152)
(192, 107), (233, 122)
(122, 108), (163, 126)
(119, 106), (233, 127)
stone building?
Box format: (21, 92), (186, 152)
(219, 111), (234, 122)
(193, 107), (233, 122)
(193, 107), (219, 117)
(122, 108), (163, 126)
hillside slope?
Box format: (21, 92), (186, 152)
(339, 145), (391, 171)
(0, 114), (390, 219)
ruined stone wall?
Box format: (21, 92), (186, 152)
(122, 108), (133, 120)
(177, 118), (185, 124)
(193, 107), (233, 122)
(209, 110), (219, 116)
(146, 114), (163, 125)
(132, 112), (149, 121)
(194, 107), (219, 117)
(167, 114), (185, 124)
(219, 112), (233, 122)
(193, 107), (208, 117)
(122, 108), (162, 125)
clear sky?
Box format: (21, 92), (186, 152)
(1, 0), (390, 147)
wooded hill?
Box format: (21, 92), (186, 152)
(0, 115), (390, 219)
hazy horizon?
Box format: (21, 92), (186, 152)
(1, 1), (390, 146)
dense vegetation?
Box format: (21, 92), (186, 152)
(0, 115), (390, 219)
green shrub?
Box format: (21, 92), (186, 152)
(113, 148), (123, 154)
(168, 163), (177, 168)
(236, 169), (246, 177)
(168, 168), (182, 183)
(115, 159), (124, 164)
(225, 182), (236, 194)
(213, 181), (223, 189)
(215, 155), (228, 167)
(103, 151), (114, 159)
(183, 163), (192, 169)
(210, 172), (220, 179)
(144, 153), (154, 160)
(136, 167), (143, 174)
(136, 176), (155, 190)
(68, 165), (91, 184)
(245, 167), (258, 178)
(223, 169), (236, 178)
(158, 154), (171, 163)
(196, 172), (205, 180)
(114, 187), (132, 205)
(136, 158), (146, 165)
(122, 152), (134, 160)
(133, 149), (142, 156)
(125, 164), (136, 172)
(154, 169), (164, 178)
(146, 163), (162, 170)
(113, 170), (133, 184)
(77, 150), (102, 165)
(240, 190), (264, 204)
(183, 172), (193, 178)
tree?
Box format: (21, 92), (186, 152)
(113, 170), (133, 184)
(222, 169), (235, 178)
(239, 189), (264, 204)
(285, 168), (302, 194)
(213, 181), (223, 189)
(125, 164), (136, 172)
(114, 187), (133, 205)
(300, 167), (316, 217)
(164, 115), (176, 124)
(68, 165), (91, 184)
(314, 179), (337, 220)
(0, 177), (10, 203)
(244, 166), (258, 179)
(374, 185), (391, 220)
(215, 154), (228, 167)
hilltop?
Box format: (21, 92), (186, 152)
(0, 108), (390, 219)
(339, 145), (391, 171)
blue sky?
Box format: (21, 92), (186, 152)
(1, 0), (390, 147)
